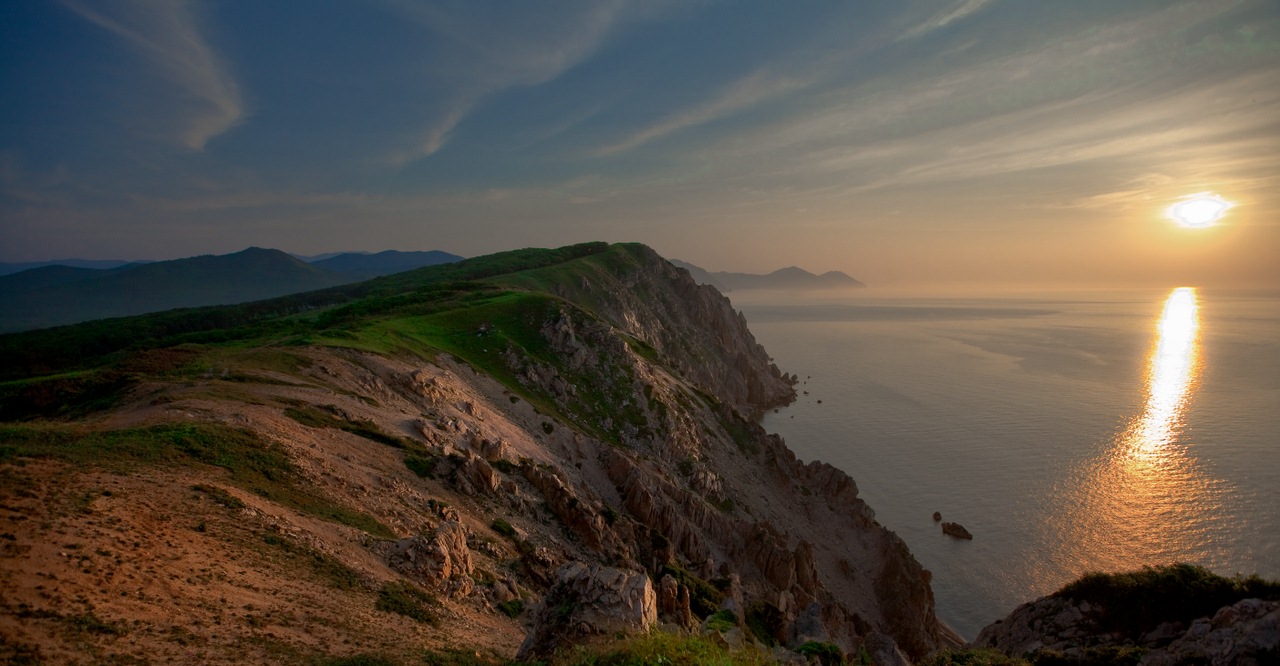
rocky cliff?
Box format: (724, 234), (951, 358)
(966, 564), (1279, 665)
(0, 242), (947, 664)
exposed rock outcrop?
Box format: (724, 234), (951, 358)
(517, 562), (657, 660)
(1143, 598), (1279, 665)
(375, 521), (475, 598)
(976, 597), (1280, 665)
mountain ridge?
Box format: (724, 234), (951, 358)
(0, 247), (459, 333)
(670, 259), (865, 291)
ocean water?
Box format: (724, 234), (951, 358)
(737, 287), (1280, 639)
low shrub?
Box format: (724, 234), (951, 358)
(795, 641), (843, 666)
(375, 581), (436, 624)
(917, 648), (1029, 666)
(1053, 563), (1280, 638)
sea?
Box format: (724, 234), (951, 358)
(734, 287), (1280, 639)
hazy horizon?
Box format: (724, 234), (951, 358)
(3, 1), (1278, 289)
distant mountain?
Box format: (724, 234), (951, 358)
(670, 259), (865, 291)
(0, 247), (359, 333)
(309, 250), (463, 278)
(0, 259), (144, 276)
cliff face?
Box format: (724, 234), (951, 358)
(0, 243), (945, 664)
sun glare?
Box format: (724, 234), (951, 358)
(1167, 193), (1231, 228)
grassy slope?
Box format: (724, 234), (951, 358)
(0, 242), (665, 445)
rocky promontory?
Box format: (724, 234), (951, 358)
(0, 243), (949, 664)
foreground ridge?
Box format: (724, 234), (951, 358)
(0, 243), (946, 664)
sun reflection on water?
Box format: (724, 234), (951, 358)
(1042, 287), (1235, 582)
(1127, 287), (1199, 458)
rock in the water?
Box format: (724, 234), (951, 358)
(932, 512), (942, 522)
(517, 562), (657, 660)
(941, 522), (972, 540)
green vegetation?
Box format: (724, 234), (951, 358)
(917, 648), (1030, 666)
(404, 454), (439, 478)
(497, 599), (524, 618)
(704, 609), (737, 632)
(1025, 646), (1146, 666)
(744, 601), (783, 647)
(795, 641), (843, 666)
(0, 242), (611, 382)
(550, 630), (773, 666)
(192, 483), (245, 509)
(0, 422), (393, 538)
(261, 533), (363, 590)
(662, 564), (724, 618)
(0, 243), (680, 454)
(375, 581), (437, 624)
(1053, 563), (1280, 638)
(283, 404), (405, 447)
(315, 656), (400, 666)
(491, 518), (518, 539)
(420, 648), (508, 666)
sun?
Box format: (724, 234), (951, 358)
(1167, 193), (1232, 228)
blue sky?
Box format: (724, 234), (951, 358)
(3, 0), (1278, 287)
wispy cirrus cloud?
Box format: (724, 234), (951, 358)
(60, 0), (244, 150)
(380, 0), (670, 162)
(594, 70), (807, 157)
(898, 0), (997, 40)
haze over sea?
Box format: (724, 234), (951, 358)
(738, 287), (1280, 639)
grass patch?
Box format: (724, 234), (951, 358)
(491, 518), (517, 539)
(375, 581), (437, 624)
(551, 630), (772, 666)
(918, 648), (1030, 666)
(497, 599), (524, 618)
(795, 642), (843, 666)
(314, 655), (399, 666)
(0, 422), (393, 538)
(404, 454), (438, 478)
(744, 601), (783, 647)
(1053, 563), (1280, 639)
(261, 533), (362, 590)
(192, 483), (245, 510)
(705, 609), (737, 632)
(284, 405), (405, 448)
(420, 648), (508, 666)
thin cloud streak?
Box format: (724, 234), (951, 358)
(594, 70), (807, 156)
(898, 0), (996, 40)
(60, 0), (243, 150)
(380, 0), (653, 161)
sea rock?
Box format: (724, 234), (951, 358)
(941, 522), (972, 540)
(516, 562), (657, 660)
(932, 512), (941, 522)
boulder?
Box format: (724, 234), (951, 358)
(941, 522), (972, 540)
(517, 562), (657, 660)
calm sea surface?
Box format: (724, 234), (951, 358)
(737, 287), (1280, 639)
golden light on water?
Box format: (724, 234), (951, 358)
(1127, 287), (1200, 457)
(1045, 287), (1230, 580)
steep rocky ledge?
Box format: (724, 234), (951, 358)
(0, 243), (949, 664)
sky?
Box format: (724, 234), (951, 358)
(2, 0), (1278, 288)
